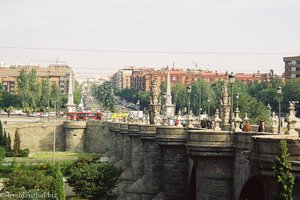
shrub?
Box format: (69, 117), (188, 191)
(0, 147), (5, 162)
(19, 148), (30, 157)
(67, 158), (122, 200)
(273, 140), (295, 200)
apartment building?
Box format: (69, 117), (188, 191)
(284, 56), (300, 79)
(111, 66), (146, 90)
(0, 64), (72, 95)
(130, 67), (266, 92)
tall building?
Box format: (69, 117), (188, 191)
(0, 64), (72, 95)
(111, 66), (144, 90)
(284, 56), (300, 79)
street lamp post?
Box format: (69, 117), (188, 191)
(207, 97), (211, 119)
(137, 100), (140, 119)
(228, 72), (235, 132)
(46, 106), (49, 122)
(235, 93), (239, 110)
(187, 85), (192, 128)
(198, 86), (202, 116)
(277, 86), (282, 134)
(51, 99), (57, 164)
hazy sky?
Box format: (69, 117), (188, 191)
(0, 0), (300, 75)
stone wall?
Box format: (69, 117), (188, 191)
(2, 121), (65, 151)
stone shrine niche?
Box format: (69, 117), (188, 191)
(149, 78), (161, 124)
(219, 81), (231, 126)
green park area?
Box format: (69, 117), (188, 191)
(3, 151), (96, 164)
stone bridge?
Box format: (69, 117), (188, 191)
(64, 121), (300, 200)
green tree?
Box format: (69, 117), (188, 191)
(0, 121), (3, 147)
(171, 83), (189, 114)
(229, 81), (270, 124)
(282, 79), (300, 112)
(48, 164), (65, 200)
(136, 91), (150, 110)
(2, 90), (21, 108)
(0, 147), (5, 162)
(40, 78), (51, 111)
(4, 167), (54, 199)
(74, 80), (82, 105)
(68, 161), (122, 200)
(28, 68), (41, 111)
(273, 140), (295, 200)
(92, 81), (115, 112)
(17, 69), (30, 110)
(191, 80), (217, 116)
(13, 130), (20, 157)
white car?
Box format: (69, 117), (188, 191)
(49, 112), (56, 116)
(41, 113), (49, 117)
(28, 112), (40, 117)
(0, 110), (8, 115)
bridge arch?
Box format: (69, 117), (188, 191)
(239, 176), (265, 200)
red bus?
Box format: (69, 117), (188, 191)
(66, 112), (102, 121)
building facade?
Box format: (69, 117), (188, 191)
(111, 66), (145, 90)
(0, 64), (72, 95)
(284, 56), (300, 79)
(130, 67), (266, 92)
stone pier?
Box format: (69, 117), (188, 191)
(156, 126), (188, 200)
(126, 124), (145, 200)
(187, 130), (234, 199)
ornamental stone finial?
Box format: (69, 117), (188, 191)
(234, 108), (242, 133)
(271, 111), (278, 133)
(214, 109), (222, 131)
(285, 102), (298, 135)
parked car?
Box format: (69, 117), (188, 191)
(49, 112), (56, 117)
(40, 113), (49, 117)
(11, 110), (27, 116)
(28, 112), (40, 117)
(0, 110), (8, 115)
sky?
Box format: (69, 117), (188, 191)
(0, 0), (300, 76)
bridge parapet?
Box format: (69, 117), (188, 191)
(250, 135), (300, 199)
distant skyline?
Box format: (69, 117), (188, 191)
(1, 0), (300, 75)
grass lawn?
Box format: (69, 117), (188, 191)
(3, 151), (99, 164)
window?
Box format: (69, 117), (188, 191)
(296, 74), (300, 78)
(291, 60), (297, 65)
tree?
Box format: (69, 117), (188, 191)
(74, 80), (82, 105)
(273, 140), (295, 200)
(48, 164), (65, 200)
(191, 80), (217, 116)
(28, 68), (41, 111)
(282, 79), (300, 112)
(13, 130), (20, 157)
(92, 81), (115, 112)
(171, 83), (189, 114)
(17, 69), (30, 110)
(67, 157), (122, 200)
(40, 78), (51, 111)
(4, 167), (54, 199)
(0, 121), (3, 147)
